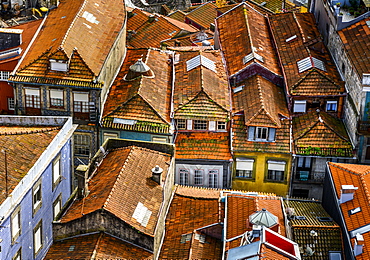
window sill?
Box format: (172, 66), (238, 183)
(235, 177), (255, 181)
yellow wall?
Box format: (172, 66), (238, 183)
(232, 152), (292, 197)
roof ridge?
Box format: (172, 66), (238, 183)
(292, 69), (341, 90)
(294, 118), (319, 141)
(0, 126), (61, 136)
(319, 113), (350, 142)
(61, 0), (87, 48)
(243, 4), (255, 58)
(91, 232), (104, 258)
(292, 12), (311, 56)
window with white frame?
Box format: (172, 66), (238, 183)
(11, 206), (21, 244)
(52, 155), (61, 189)
(8, 97), (14, 110)
(25, 88), (41, 108)
(49, 89), (64, 108)
(33, 179), (42, 215)
(176, 119), (186, 130)
(179, 169), (189, 185)
(74, 134), (91, 156)
(103, 132), (119, 143)
(293, 100), (306, 113)
(73, 92), (89, 113)
(326, 101), (337, 112)
(0, 71), (9, 80)
(267, 160), (286, 181)
(236, 158), (254, 178)
(208, 169), (218, 188)
(217, 121), (226, 130)
(194, 120), (207, 130)
(33, 220), (43, 256)
(12, 248), (21, 260)
(53, 194), (62, 220)
(248, 126), (276, 142)
(50, 59), (68, 72)
(256, 127), (268, 141)
(194, 170), (204, 185)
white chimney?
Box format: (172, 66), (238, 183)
(151, 165), (163, 184)
(340, 185), (358, 204)
(354, 233), (364, 256)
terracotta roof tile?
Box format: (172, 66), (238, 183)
(161, 30), (214, 47)
(232, 114), (290, 153)
(185, 2), (218, 29)
(0, 126), (60, 204)
(159, 186), (222, 259)
(328, 162), (370, 260)
(260, 243), (291, 259)
(268, 13), (345, 95)
(338, 17), (370, 76)
(173, 49), (230, 121)
(167, 10), (186, 22)
(127, 8), (151, 32)
(175, 132), (231, 160)
(44, 232), (153, 259)
(233, 75), (288, 127)
(216, 3), (281, 77)
(292, 111), (353, 157)
(60, 146), (172, 236)
(102, 48), (172, 133)
(18, 0), (125, 76)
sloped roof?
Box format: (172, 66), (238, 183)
(128, 14), (198, 48)
(17, 0), (125, 76)
(232, 114), (290, 153)
(167, 10), (186, 22)
(328, 162), (370, 260)
(173, 50), (230, 120)
(338, 17), (370, 77)
(175, 132), (231, 160)
(268, 13), (345, 95)
(102, 48), (172, 133)
(232, 75), (288, 128)
(161, 30), (214, 47)
(127, 8), (151, 32)
(159, 185), (223, 259)
(292, 111), (353, 157)
(0, 126), (60, 204)
(216, 3), (281, 77)
(10, 47), (101, 88)
(185, 2), (218, 29)
(60, 146), (172, 237)
(44, 232), (153, 259)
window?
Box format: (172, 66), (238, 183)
(194, 170), (204, 185)
(256, 127), (268, 140)
(236, 158), (254, 178)
(152, 136), (167, 143)
(50, 59), (68, 72)
(179, 169), (189, 185)
(248, 126), (275, 142)
(8, 97), (14, 110)
(208, 170), (218, 188)
(0, 71), (9, 80)
(217, 121), (226, 130)
(103, 132), (119, 143)
(326, 101), (337, 112)
(12, 248), (21, 260)
(33, 179), (42, 215)
(25, 88), (40, 108)
(53, 194), (62, 220)
(293, 100), (306, 113)
(74, 134), (90, 156)
(49, 89), (64, 108)
(73, 92), (89, 113)
(296, 157), (311, 181)
(194, 120), (207, 130)
(267, 160), (286, 181)
(33, 220), (43, 256)
(176, 119), (186, 130)
(11, 206), (21, 244)
(52, 156), (61, 189)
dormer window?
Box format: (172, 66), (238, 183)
(50, 59), (68, 72)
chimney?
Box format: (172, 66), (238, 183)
(340, 185), (358, 204)
(152, 165), (163, 184)
(354, 233), (364, 256)
(76, 164), (88, 199)
(148, 14), (156, 23)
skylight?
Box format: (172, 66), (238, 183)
(349, 207), (361, 215)
(132, 202), (152, 227)
(297, 56), (326, 73)
(186, 55), (216, 72)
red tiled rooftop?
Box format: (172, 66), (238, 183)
(0, 126), (60, 204)
(185, 2), (218, 29)
(60, 146), (172, 236)
(127, 8), (151, 32)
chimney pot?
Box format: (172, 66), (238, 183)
(152, 165), (163, 184)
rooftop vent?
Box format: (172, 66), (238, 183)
(286, 35), (297, 43)
(340, 185), (358, 204)
(186, 55), (216, 72)
(286, 207), (296, 220)
(310, 230), (318, 237)
(124, 58), (154, 81)
(249, 208), (278, 228)
(151, 165), (163, 184)
(349, 207), (362, 215)
(243, 52), (263, 64)
(297, 56), (326, 73)
(233, 85), (244, 93)
(354, 233), (364, 256)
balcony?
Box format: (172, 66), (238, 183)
(293, 171), (324, 184)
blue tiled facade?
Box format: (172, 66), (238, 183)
(0, 140), (73, 260)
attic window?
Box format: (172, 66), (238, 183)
(186, 55), (216, 72)
(194, 233), (206, 243)
(132, 202), (152, 227)
(297, 56), (326, 73)
(180, 233), (192, 243)
(286, 35), (297, 42)
(50, 59), (68, 72)
(243, 52), (264, 64)
(349, 207), (362, 215)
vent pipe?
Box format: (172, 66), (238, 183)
(152, 165), (163, 184)
(340, 185), (358, 204)
(354, 233), (364, 256)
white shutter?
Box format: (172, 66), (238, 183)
(25, 88), (39, 96)
(12, 213), (19, 236)
(209, 121), (216, 131)
(236, 158), (254, 171)
(53, 160), (60, 184)
(35, 226), (42, 252)
(54, 200), (61, 218)
(50, 89), (63, 99)
(187, 120), (193, 130)
(73, 93), (89, 102)
(268, 128), (276, 141)
(248, 126), (255, 140)
(268, 160), (286, 171)
(293, 100), (306, 112)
